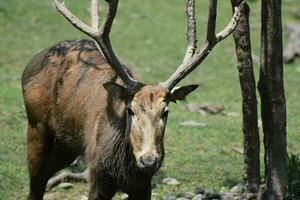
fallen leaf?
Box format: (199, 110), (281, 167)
(232, 147), (243, 155)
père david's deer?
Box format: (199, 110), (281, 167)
(22, 0), (243, 199)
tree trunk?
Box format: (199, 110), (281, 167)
(231, 1), (260, 199)
(258, 0), (287, 199)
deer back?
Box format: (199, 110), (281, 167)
(22, 39), (132, 153)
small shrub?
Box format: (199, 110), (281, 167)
(287, 154), (300, 200)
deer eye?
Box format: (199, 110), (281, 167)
(126, 107), (134, 116)
(161, 109), (169, 119)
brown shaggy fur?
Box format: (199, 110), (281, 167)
(22, 39), (197, 200)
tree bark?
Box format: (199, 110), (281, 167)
(231, 1), (260, 199)
(258, 0), (287, 199)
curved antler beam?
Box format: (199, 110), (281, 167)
(52, 0), (140, 89)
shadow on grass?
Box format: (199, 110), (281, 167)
(223, 177), (240, 188)
(0, 8), (7, 14)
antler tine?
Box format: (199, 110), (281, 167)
(91, 0), (99, 29)
(52, 0), (139, 89)
(216, 5), (242, 42)
(162, 0), (244, 91)
(206, 0), (217, 43)
(52, 0), (98, 37)
(182, 0), (197, 64)
(99, 0), (118, 38)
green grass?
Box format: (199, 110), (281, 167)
(0, 0), (299, 199)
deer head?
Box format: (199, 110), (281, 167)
(52, 0), (243, 173)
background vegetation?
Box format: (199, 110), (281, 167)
(0, 0), (299, 199)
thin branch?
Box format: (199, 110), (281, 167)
(46, 169), (89, 190)
(182, 0), (197, 63)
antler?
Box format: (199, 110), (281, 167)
(52, 0), (140, 89)
(162, 0), (245, 91)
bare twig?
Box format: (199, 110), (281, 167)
(46, 169), (89, 190)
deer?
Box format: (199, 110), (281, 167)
(21, 0), (243, 199)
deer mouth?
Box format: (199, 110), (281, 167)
(137, 155), (160, 174)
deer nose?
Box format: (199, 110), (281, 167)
(140, 155), (158, 169)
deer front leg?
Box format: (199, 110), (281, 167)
(128, 183), (151, 200)
(88, 168), (117, 200)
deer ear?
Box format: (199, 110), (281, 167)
(103, 82), (128, 100)
(169, 84), (199, 103)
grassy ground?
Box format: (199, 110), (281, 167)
(0, 0), (299, 199)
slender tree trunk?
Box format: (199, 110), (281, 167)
(230, 1), (260, 199)
(258, 0), (287, 199)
